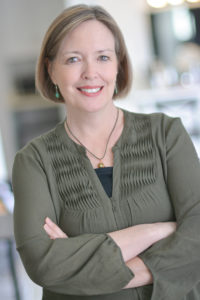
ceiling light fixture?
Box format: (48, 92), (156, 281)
(147, 0), (200, 8)
(186, 0), (200, 3)
(146, 0), (168, 8)
(168, 0), (185, 5)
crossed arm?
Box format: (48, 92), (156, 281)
(44, 217), (176, 289)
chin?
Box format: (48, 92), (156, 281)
(83, 99), (113, 113)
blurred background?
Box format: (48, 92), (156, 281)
(0, 0), (200, 299)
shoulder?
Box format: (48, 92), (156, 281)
(123, 109), (182, 134)
(14, 121), (65, 163)
(124, 109), (178, 124)
(122, 109), (186, 151)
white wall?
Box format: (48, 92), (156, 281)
(0, 0), (65, 178)
(0, 1), (16, 179)
(2, 0), (64, 60)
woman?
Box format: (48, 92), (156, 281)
(12, 4), (200, 300)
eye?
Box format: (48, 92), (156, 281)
(98, 55), (110, 62)
(66, 57), (79, 64)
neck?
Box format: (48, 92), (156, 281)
(65, 104), (118, 137)
(64, 104), (123, 169)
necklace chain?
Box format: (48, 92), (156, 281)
(65, 109), (119, 167)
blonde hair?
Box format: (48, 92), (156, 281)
(35, 4), (133, 103)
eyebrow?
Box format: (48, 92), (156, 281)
(97, 49), (115, 53)
(62, 49), (115, 56)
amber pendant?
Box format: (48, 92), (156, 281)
(98, 162), (105, 168)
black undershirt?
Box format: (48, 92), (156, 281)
(95, 167), (113, 198)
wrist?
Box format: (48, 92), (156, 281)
(153, 222), (176, 241)
(124, 257), (153, 289)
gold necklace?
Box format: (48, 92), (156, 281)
(65, 109), (119, 168)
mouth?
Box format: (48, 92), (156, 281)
(77, 86), (104, 97)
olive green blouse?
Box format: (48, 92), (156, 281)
(12, 110), (200, 300)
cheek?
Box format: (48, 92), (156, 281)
(58, 72), (78, 88)
(105, 64), (118, 83)
(101, 65), (117, 82)
(55, 65), (81, 84)
(106, 71), (118, 85)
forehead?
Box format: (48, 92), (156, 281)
(58, 20), (115, 53)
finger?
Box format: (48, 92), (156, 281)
(44, 222), (62, 239)
(43, 223), (57, 239)
(45, 217), (68, 238)
(45, 217), (67, 238)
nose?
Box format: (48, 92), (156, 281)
(81, 61), (97, 80)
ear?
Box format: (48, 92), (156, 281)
(45, 58), (56, 84)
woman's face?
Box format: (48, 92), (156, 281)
(49, 20), (118, 113)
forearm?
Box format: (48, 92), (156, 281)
(108, 222), (176, 262)
(43, 219), (152, 290)
(124, 256), (153, 289)
(43, 218), (175, 291)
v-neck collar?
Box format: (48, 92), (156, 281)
(55, 109), (136, 204)
(56, 109), (134, 155)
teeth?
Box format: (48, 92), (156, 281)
(80, 87), (101, 93)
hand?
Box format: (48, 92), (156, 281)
(43, 217), (68, 239)
(157, 221), (177, 240)
(124, 256), (153, 289)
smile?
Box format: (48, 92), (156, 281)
(77, 86), (103, 96)
(81, 87), (101, 93)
